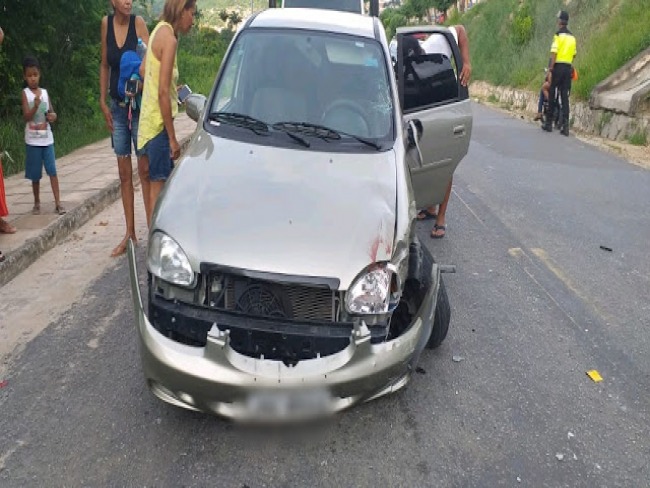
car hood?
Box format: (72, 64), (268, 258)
(154, 134), (397, 290)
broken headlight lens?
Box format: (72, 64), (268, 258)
(147, 232), (194, 287)
(345, 266), (391, 314)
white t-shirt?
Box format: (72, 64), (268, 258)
(421, 26), (458, 58)
(24, 88), (54, 146)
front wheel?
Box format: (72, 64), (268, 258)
(426, 277), (451, 349)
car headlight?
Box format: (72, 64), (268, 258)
(346, 266), (392, 314)
(147, 232), (194, 287)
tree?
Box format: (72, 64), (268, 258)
(431, 0), (455, 13)
(0, 0), (105, 118)
(228, 12), (243, 30)
(380, 8), (408, 39)
(401, 0), (432, 22)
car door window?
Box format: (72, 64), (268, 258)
(403, 33), (459, 111)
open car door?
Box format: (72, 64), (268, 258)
(396, 26), (473, 208)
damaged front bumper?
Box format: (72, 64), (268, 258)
(127, 241), (439, 421)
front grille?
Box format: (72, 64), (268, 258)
(212, 275), (337, 322)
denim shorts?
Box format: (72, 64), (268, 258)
(25, 144), (57, 182)
(110, 100), (143, 157)
(142, 129), (173, 181)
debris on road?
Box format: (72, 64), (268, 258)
(587, 370), (604, 383)
(452, 355), (465, 363)
(415, 366), (426, 375)
(97, 221), (109, 226)
(568, 432), (575, 439)
(556, 453), (564, 461)
(0, 379), (7, 389)
(599, 245), (613, 252)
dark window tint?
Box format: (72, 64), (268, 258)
(403, 53), (458, 111)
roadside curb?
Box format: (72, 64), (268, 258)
(0, 134), (194, 288)
(0, 180), (121, 287)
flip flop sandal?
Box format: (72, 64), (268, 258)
(0, 251), (5, 263)
(431, 224), (446, 239)
(55, 205), (67, 215)
(32, 205), (40, 215)
(417, 209), (438, 221)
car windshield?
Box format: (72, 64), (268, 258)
(283, 0), (362, 13)
(210, 29), (394, 150)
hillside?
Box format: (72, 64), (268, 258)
(449, 0), (650, 100)
(135, 0), (270, 27)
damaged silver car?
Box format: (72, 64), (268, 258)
(127, 8), (472, 421)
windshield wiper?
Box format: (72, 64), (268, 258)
(271, 123), (311, 148)
(273, 122), (340, 140)
(282, 130), (310, 148)
(272, 121), (382, 150)
(208, 111), (269, 135)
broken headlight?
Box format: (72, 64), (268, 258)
(345, 266), (391, 314)
(147, 232), (195, 287)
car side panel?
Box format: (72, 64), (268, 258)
(405, 99), (472, 208)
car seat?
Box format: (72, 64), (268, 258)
(249, 41), (309, 124)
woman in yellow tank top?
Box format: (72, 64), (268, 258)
(138, 0), (196, 227)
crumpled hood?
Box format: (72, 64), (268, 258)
(154, 134), (396, 290)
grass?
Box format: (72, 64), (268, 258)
(597, 111), (614, 132)
(628, 130), (648, 146)
(0, 107), (106, 176)
(177, 53), (223, 98)
(0, 29), (226, 177)
(453, 0), (650, 100)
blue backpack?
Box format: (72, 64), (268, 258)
(117, 50), (142, 108)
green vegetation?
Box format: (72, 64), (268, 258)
(380, 0), (454, 39)
(0, 0), (230, 176)
(3, 0), (648, 177)
(450, 0), (650, 100)
(597, 111), (614, 132)
(628, 130), (648, 146)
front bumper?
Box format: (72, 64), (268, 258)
(127, 241), (438, 421)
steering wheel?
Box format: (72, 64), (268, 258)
(321, 99), (371, 138)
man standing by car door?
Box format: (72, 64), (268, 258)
(415, 24), (471, 239)
(543, 10), (577, 136)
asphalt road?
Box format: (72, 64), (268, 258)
(1, 104), (649, 487)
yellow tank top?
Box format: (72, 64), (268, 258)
(138, 21), (178, 149)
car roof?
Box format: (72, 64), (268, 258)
(248, 8), (377, 40)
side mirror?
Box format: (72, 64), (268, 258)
(185, 94), (207, 122)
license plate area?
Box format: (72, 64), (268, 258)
(245, 388), (333, 420)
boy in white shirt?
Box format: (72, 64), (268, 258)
(21, 56), (65, 215)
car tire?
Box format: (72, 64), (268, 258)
(426, 277), (450, 349)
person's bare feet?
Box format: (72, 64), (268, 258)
(0, 219), (16, 234)
(111, 235), (137, 257)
